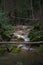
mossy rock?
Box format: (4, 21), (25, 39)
(17, 37), (24, 42)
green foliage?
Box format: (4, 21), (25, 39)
(33, 24), (40, 31)
(0, 11), (9, 24)
(0, 46), (6, 54)
(38, 44), (43, 53)
(12, 47), (21, 53)
(0, 11), (14, 41)
(28, 24), (43, 42)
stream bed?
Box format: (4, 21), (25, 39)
(11, 25), (38, 51)
(0, 25), (42, 65)
(12, 25), (31, 42)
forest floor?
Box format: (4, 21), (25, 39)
(0, 51), (43, 65)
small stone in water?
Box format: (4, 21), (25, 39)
(17, 44), (24, 48)
(24, 38), (30, 42)
(21, 47), (29, 50)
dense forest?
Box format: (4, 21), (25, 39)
(0, 0), (43, 41)
(0, 0), (43, 65)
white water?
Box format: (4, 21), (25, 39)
(13, 33), (30, 42)
(12, 25), (37, 51)
(17, 44), (29, 50)
(17, 44), (37, 51)
(18, 44), (25, 48)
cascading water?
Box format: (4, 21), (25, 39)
(12, 25), (37, 51)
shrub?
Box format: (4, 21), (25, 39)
(28, 30), (40, 42)
(33, 24), (40, 31)
(0, 46), (6, 54)
(28, 24), (43, 42)
(0, 11), (14, 41)
(12, 47), (21, 53)
(38, 44), (43, 53)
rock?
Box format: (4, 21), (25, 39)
(21, 46), (29, 50)
(17, 44), (24, 48)
(29, 48), (37, 51)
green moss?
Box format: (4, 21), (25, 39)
(12, 47), (21, 53)
(0, 46), (6, 54)
(17, 37), (24, 42)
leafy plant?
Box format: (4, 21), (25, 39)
(12, 47), (21, 53)
(38, 44), (43, 53)
(0, 46), (6, 54)
(28, 24), (43, 41)
(0, 11), (14, 41)
(33, 24), (40, 31)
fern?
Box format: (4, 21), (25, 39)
(0, 11), (14, 41)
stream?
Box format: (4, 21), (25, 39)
(13, 25), (31, 42)
(12, 25), (38, 51)
(17, 44), (37, 51)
